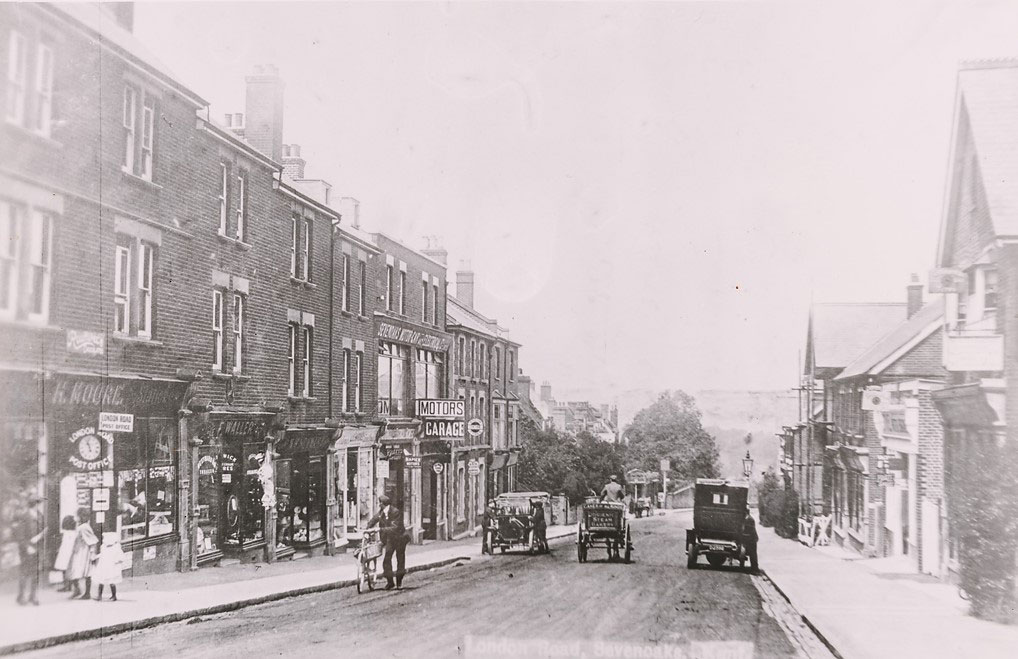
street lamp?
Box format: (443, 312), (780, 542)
(742, 451), (754, 479)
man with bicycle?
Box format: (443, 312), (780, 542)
(366, 494), (409, 590)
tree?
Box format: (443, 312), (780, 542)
(624, 391), (721, 483)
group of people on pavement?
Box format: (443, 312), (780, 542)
(4, 491), (128, 606)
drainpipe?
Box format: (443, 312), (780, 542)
(328, 221), (337, 419)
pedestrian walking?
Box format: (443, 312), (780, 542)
(741, 506), (759, 573)
(92, 532), (126, 601)
(66, 508), (98, 600)
(366, 494), (409, 590)
(53, 515), (77, 592)
(14, 493), (46, 606)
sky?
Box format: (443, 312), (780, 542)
(134, 1), (1018, 404)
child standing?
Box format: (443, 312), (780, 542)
(53, 515), (77, 592)
(92, 532), (126, 601)
(66, 508), (98, 600)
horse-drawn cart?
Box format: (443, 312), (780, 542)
(577, 500), (632, 563)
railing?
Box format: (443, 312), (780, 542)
(798, 515), (831, 547)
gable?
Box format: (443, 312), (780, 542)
(940, 101), (997, 268)
(882, 330), (946, 379)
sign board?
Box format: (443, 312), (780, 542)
(378, 322), (451, 351)
(861, 390), (885, 411)
(467, 418), (484, 438)
(91, 488), (110, 512)
(415, 399), (465, 418)
(405, 456), (422, 469)
(99, 412), (135, 433)
(659, 458), (670, 473)
(433, 462), (445, 475)
(467, 459), (481, 476)
(66, 329), (105, 356)
(876, 473), (895, 488)
(423, 419), (465, 439)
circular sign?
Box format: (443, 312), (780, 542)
(433, 462), (445, 475)
(467, 459), (480, 476)
(467, 418), (484, 438)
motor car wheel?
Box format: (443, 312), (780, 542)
(687, 545), (698, 569)
(707, 554), (726, 568)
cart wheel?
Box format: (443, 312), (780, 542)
(357, 563), (365, 594)
(577, 539), (587, 563)
(367, 558), (377, 591)
(624, 527), (633, 564)
(687, 545), (698, 569)
(707, 554), (726, 568)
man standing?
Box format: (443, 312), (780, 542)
(481, 500), (497, 555)
(367, 494), (408, 590)
(14, 494), (46, 606)
(742, 506), (759, 573)
(600, 475), (625, 504)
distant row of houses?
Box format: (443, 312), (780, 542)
(533, 382), (619, 443)
(780, 59), (1018, 597)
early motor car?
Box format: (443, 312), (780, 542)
(490, 491), (551, 554)
(685, 478), (751, 570)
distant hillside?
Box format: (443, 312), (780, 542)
(696, 390), (798, 478)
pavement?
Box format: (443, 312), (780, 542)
(756, 518), (1018, 659)
(19, 513), (799, 659)
(0, 525), (576, 655)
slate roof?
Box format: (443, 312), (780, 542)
(956, 61), (1018, 239)
(835, 302), (944, 381)
(446, 295), (507, 340)
(808, 303), (908, 375)
(49, 3), (207, 106)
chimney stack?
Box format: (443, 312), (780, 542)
(456, 263), (475, 308)
(540, 382), (553, 402)
(281, 144), (305, 180)
(245, 65), (284, 162)
(907, 273), (923, 318)
(421, 236), (448, 266)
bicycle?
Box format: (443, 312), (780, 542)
(354, 528), (384, 594)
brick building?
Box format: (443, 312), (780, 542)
(827, 288), (946, 564)
(930, 61), (1018, 604)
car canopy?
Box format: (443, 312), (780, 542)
(693, 479), (749, 541)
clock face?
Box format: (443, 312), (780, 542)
(78, 435), (103, 461)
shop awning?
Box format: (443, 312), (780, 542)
(336, 426), (381, 448)
(378, 421), (420, 444)
(275, 428), (339, 455)
(488, 453), (509, 470)
(932, 383), (1001, 427)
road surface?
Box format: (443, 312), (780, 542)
(26, 512), (814, 658)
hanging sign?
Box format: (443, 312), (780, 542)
(99, 412), (134, 433)
(416, 399), (465, 418)
(405, 456), (422, 468)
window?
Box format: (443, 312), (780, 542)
(117, 418), (176, 543)
(399, 270), (406, 315)
(378, 341), (407, 416)
(232, 294), (245, 373)
(302, 326), (313, 397)
(137, 243), (153, 337)
(457, 338), (465, 377)
(712, 493), (730, 505)
(354, 352), (363, 412)
(414, 349), (444, 399)
(33, 42), (53, 136)
(386, 265), (394, 311)
(0, 202), (53, 323)
(122, 86), (136, 172)
(494, 347), (501, 380)
(114, 246), (131, 334)
(984, 269), (998, 311)
(287, 324), (297, 396)
(469, 340), (476, 378)
(358, 260), (366, 316)
(479, 344), (487, 379)
(301, 218), (311, 281)
(421, 279), (428, 323)
(219, 164), (229, 235)
(341, 349), (350, 412)
(141, 96), (155, 180)
(122, 86), (157, 181)
(342, 254), (350, 312)
(432, 283), (439, 325)
(6, 31), (27, 125)
(112, 238), (155, 338)
(0, 203), (18, 317)
(235, 174), (246, 241)
(24, 211), (51, 321)
(212, 291), (224, 371)
(509, 350), (515, 381)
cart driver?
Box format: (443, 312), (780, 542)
(600, 475), (625, 505)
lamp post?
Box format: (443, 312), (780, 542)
(742, 451), (754, 479)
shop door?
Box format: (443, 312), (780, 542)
(422, 466), (437, 540)
(384, 461), (404, 511)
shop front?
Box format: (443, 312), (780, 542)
(420, 439), (451, 540)
(191, 412), (276, 566)
(273, 427), (337, 558)
(332, 425), (381, 546)
(488, 451), (509, 497)
(450, 445), (487, 539)
(377, 420), (421, 541)
(0, 370), (190, 577)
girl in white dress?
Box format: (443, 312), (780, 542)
(92, 532), (126, 601)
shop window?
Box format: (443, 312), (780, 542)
(195, 444), (221, 558)
(275, 458), (293, 550)
(291, 458), (324, 545)
(378, 341), (407, 416)
(116, 418), (176, 544)
(456, 462), (466, 522)
(222, 444), (265, 546)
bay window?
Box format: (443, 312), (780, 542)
(378, 341), (407, 416)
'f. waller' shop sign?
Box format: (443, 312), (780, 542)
(378, 322), (450, 351)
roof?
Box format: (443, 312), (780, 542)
(446, 295), (509, 341)
(951, 62), (1018, 240)
(835, 302), (944, 381)
(807, 303), (907, 375)
(48, 4), (206, 107)
(370, 232), (448, 271)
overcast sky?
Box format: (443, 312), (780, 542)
(135, 1), (1018, 402)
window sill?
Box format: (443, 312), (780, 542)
(303, 281), (317, 290)
(357, 315), (369, 322)
(217, 232), (252, 251)
(111, 334), (164, 347)
(290, 276), (307, 287)
(121, 168), (162, 191)
(340, 310), (354, 318)
(211, 371), (251, 382)
(3, 121), (64, 149)
(288, 396), (318, 404)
